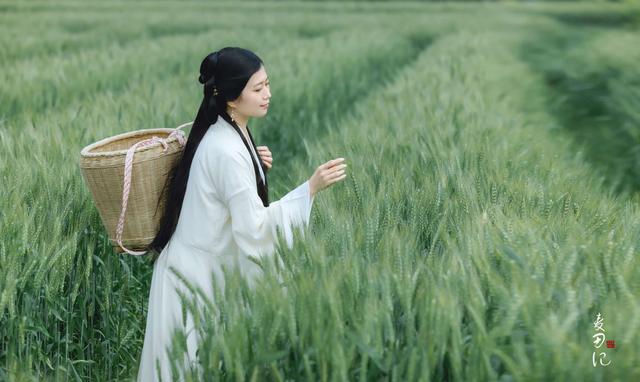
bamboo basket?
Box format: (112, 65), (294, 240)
(79, 122), (191, 255)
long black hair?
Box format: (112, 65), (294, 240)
(147, 47), (269, 260)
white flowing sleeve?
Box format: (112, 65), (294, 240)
(210, 147), (315, 259)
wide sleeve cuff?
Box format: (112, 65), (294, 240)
(278, 179), (315, 248)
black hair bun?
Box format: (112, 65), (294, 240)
(199, 74), (216, 86)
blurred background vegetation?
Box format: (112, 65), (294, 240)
(1, 0), (639, 381)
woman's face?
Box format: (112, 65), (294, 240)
(228, 65), (271, 118)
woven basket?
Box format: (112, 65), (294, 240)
(79, 122), (191, 255)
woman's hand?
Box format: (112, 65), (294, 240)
(256, 145), (272, 171)
(309, 158), (347, 197)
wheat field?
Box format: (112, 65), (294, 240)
(1, 0), (639, 380)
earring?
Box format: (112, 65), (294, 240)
(230, 108), (236, 122)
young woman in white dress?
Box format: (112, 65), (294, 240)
(136, 47), (347, 381)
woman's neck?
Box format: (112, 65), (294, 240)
(222, 111), (250, 140)
(226, 108), (249, 134)
(235, 117), (248, 134)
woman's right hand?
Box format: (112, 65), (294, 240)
(309, 158), (347, 197)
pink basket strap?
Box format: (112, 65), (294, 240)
(115, 122), (191, 255)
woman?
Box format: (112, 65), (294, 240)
(136, 47), (347, 381)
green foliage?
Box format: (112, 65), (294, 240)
(1, 0), (639, 381)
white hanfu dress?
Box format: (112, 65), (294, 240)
(136, 115), (314, 381)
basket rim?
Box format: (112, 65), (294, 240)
(78, 147), (182, 169)
(80, 128), (187, 158)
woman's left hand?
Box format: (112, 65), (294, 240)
(256, 145), (272, 171)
